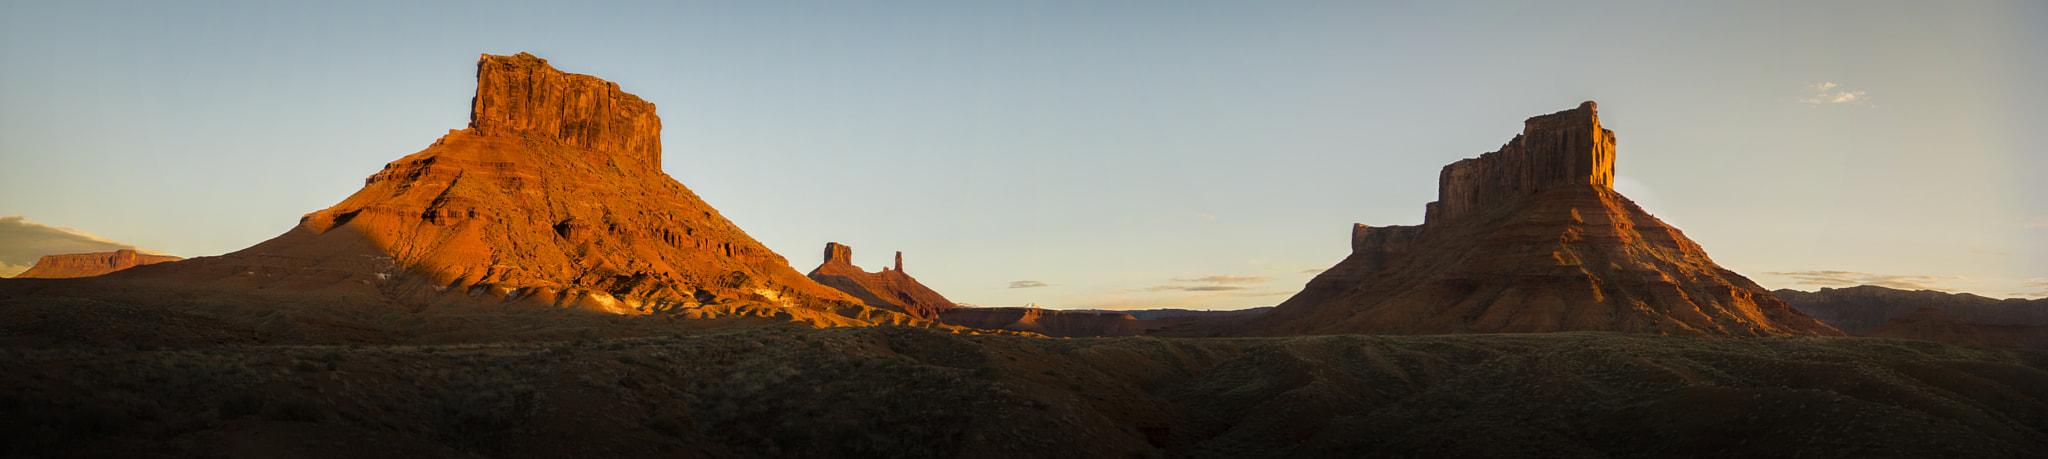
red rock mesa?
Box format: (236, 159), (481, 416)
(106, 53), (881, 318)
(12, 250), (182, 279)
(1247, 102), (1842, 337)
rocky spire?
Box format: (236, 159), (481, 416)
(894, 251), (903, 272)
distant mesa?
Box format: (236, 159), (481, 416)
(1777, 285), (2048, 349)
(30, 52), (945, 329)
(806, 242), (958, 320)
(12, 250), (182, 279)
(1243, 102), (1842, 337)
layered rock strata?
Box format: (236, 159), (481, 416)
(806, 243), (958, 320)
(13, 250), (182, 279)
(88, 53), (898, 321)
(1248, 102), (1841, 336)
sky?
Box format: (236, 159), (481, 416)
(2, 1), (2043, 309)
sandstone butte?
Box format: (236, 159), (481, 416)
(1242, 102), (1843, 337)
(73, 53), (942, 328)
(806, 242), (958, 320)
(12, 250), (182, 279)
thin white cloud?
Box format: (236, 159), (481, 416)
(1172, 275), (1270, 285)
(1196, 213), (1217, 221)
(1144, 285), (1247, 292)
(0, 215), (155, 276)
(2025, 217), (2048, 229)
(1008, 280), (1049, 289)
(1764, 270), (1960, 291)
(1797, 82), (1871, 106)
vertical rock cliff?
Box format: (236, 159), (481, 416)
(12, 250), (182, 279)
(1246, 102), (1840, 337)
(102, 53), (911, 323)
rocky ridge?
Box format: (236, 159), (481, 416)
(805, 243), (958, 320)
(1243, 102), (1840, 337)
(1777, 285), (2048, 334)
(12, 250), (182, 279)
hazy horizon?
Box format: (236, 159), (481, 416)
(3, 1), (2043, 309)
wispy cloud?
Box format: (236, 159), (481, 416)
(1764, 270), (1959, 291)
(1172, 275), (1270, 285)
(2014, 279), (2048, 298)
(1134, 274), (1273, 293)
(1970, 250), (2010, 256)
(1144, 285), (1247, 292)
(0, 215), (153, 277)
(2026, 217), (2048, 229)
(1797, 82), (1871, 106)
(1008, 280), (1049, 289)
(1196, 213), (1218, 221)
(1299, 268), (1325, 274)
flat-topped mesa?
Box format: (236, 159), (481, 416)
(14, 249), (183, 279)
(1425, 101), (1615, 225)
(469, 53), (662, 172)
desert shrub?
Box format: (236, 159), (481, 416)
(644, 416), (686, 437)
(436, 369), (541, 451)
(972, 364), (1001, 380)
(265, 397), (323, 422)
(618, 355), (641, 366)
(218, 393), (265, 419)
(291, 361), (323, 372)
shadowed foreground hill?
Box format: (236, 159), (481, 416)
(4, 327), (2044, 458)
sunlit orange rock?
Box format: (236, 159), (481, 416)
(110, 53), (867, 315)
(13, 250), (182, 279)
(1246, 102), (1842, 337)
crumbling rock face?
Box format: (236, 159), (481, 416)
(807, 243), (957, 320)
(97, 53), (882, 319)
(13, 250), (182, 279)
(1246, 102), (1839, 337)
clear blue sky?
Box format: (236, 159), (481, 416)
(3, 1), (2043, 308)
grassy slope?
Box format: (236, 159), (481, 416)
(3, 326), (2046, 458)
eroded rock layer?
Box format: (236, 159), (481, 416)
(806, 243), (958, 320)
(13, 250), (182, 279)
(96, 53), (899, 322)
(1248, 102), (1840, 337)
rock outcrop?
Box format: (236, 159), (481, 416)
(1244, 102), (1841, 337)
(806, 243), (958, 320)
(13, 250), (182, 279)
(69, 53), (931, 327)
(1776, 285), (2048, 334)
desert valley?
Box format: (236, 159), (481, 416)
(1, 50), (2045, 458)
